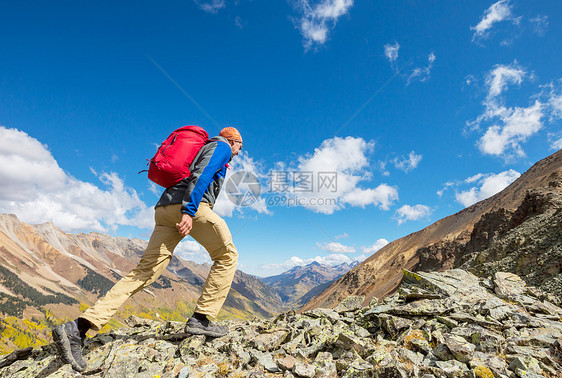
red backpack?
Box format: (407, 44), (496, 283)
(145, 125), (209, 188)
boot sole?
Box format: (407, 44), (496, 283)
(184, 326), (227, 338)
(52, 326), (86, 372)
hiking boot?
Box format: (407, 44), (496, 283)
(52, 320), (87, 372)
(184, 316), (228, 337)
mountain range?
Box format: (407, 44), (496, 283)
(0, 217), (351, 353)
(302, 149), (562, 311)
(1, 149), (561, 355)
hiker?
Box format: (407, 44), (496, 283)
(52, 127), (243, 372)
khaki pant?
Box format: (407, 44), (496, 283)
(81, 203), (238, 331)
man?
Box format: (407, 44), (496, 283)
(52, 127), (243, 372)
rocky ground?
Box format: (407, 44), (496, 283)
(1, 269), (561, 377)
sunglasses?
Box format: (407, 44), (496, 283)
(230, 140), (243, 150)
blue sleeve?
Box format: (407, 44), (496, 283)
(182, 141), (231, 216)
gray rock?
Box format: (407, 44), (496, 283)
(432, 343), (454, 361)
(276, 355), (296, 371)
(250, 350), (281, 373)
(335, 295), (365, 313)
(293, 361), (316, 377)
(434, 360), (469, 377)
(252, 330), (289, 351)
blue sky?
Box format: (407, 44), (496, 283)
(1, 0), (561, 277)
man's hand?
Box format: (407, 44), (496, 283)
(176, 213), (193, 236)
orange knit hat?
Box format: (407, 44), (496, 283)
(219, 127), (242, 142)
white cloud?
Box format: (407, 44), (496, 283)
(393, 151), (422, 173)
(477, 100), (543, 157)
(437, 181), (455, 197)
(341, 184), (398, 210)
(384, 42), (400, 65)
(148, 182), (160, 196)
(273, 136), (398, 214)
(550, 135), (562, 151)
(335, 232), (349, 239)
(361, 239), (389, 254)
(394, 204), (432, 225)
(0, 127), (153, 233)
(294, 0), (354, 50)
(468, 62), (554, 159)
(316, 241), (355, 254)
(407, 52), (436, 85)
(455, 169), (520, 207)
(262, 253), (353, 271)
(194, 0), (226, 14)
(485, 62), (526, 100)
(174, 239), (210, 264)
(530, 15), (548, 36)
(471, 0), (515, 41)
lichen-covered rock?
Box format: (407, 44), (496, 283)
(443, 334), (476, 362)
(2, 269), (561, 377)
(251, 329), (289, 351)
(293, 361), (315, 377)
(276, 355), (296, 371)
(251, 349), (281, 373)
(335, 295), (365, 313)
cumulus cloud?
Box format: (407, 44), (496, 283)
(174, 239), (210, 264)
(270, 136), (398, 214)
(455, 170), (520, 207)
(0, 127), (153, 233)
(384, 42), (400, 66)
(477, 101), (543, 157)
(361, 239), (389, 254)
(393, 151), (423, 173)
(471, 0), (516, 42)
(550, 135), (562, 151)
(407, 52), (436, 86)
(262, 253), (354, 271)
(467, 62), (561, 159)
(394, 204), (432, 225)
(294, 0), (354, 50)
(193, 0), (226, 13)
(485, 62), (526, 100)
(352, 239), (389, 263)
(316, 241), (355, 253)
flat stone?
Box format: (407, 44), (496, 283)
(335, 295), (365, 313)
(314, 359), (338, 378)
(335, 332), (366, 354)
(250, 350), (281, 373)
(399, 347), (423, 365)
(388, 298), (456, 317)
(252, 330), (289, 351)
(276, 355), (296, 371)
(410, 338), (431, 355)
(293, 361), (316, 378)
(432, 343), (454, 361)
(443, 334), (476, 363)
(494, 272), (527, 300)
(435, 360), (469, 377)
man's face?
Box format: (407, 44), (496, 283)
(229, 140), (243, 156)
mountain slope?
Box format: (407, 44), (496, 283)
(261, 261), (355, 305)
(0, 215), (285, 353)
(302, 149), (562, 311)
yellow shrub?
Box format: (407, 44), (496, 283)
(473, 365), (494, 378)
(403, 329), (425, 350)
